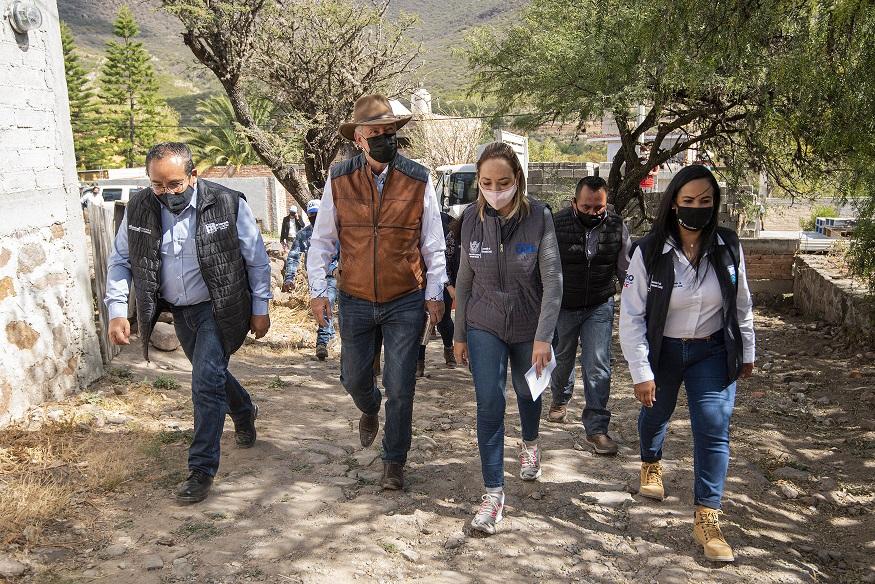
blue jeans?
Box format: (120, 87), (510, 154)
(549, 298), (614, 435)
(170, 302), (255, 477)
(316, 276), (337, 346)
(638, 337), (736, 509)
(467, 328), (543, 489)
(337, 289), (425, 464)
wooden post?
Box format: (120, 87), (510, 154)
(88, 199), (123, 364)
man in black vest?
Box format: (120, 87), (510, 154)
(549, 176), (631, 455)
(105, 142), (272, 503)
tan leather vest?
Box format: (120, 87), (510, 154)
(331, 154), (428, 303)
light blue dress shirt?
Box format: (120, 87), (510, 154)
(105, 182), (272, 320)
(373, 165), (388, 195)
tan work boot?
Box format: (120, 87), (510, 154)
(548, 403), (567, 423)
(639, 461), (665, 500)
(693, 506), (735, 562)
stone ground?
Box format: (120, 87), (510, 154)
(2, 305), (874, 584)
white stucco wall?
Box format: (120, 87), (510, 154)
(0, 0), (102, 425)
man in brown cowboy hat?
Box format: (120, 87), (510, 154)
(307, 94), (447, 490)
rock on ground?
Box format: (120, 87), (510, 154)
(150, 322), (180, 352)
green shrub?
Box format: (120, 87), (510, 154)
(847, 197), (875, 293)
(152, 375), (180, 391)
(800, 205), (838, 231)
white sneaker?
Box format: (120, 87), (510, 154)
(471, 492), (504, 535)
(519, 442), (542, 481)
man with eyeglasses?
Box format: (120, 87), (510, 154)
(307, 94), (447, 490)
(105, 142), (272, 503)
(547, 176), (631, 456)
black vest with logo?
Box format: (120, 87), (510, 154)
(126, 180), (252, 360)
(631, 227), (744, 384)
(553, 208), (624, 310)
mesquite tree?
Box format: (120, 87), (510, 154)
(466, 0), (822, 218)
(162, 0), (420, 208)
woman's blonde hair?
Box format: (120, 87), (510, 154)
(476, 141), (529, 220)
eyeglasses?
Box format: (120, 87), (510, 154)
(150, 179), (189, 195)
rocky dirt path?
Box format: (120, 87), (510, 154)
(2, 306), (874, 584)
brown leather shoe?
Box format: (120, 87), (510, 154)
(359, 413), (379, 447)
(381, 462), (404, 490)
(585, 433), (619, 455)
(548, 403), (567, 423)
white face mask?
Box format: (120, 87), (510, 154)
(481, 182), (518, 210)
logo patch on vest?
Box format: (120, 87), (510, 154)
(204, 221), (230, 234)
(469, 240), (492, 259)
(515, 242), (537, 254)
(623, 274), (634, 288)
(649, 280), (664, 290)
(129, 225), (152, 234)
(727, 265), (737, 285)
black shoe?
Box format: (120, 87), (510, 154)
(175, 470), (213, 504)
(235, 404), (258, 448)
(316, 344), (328, 361)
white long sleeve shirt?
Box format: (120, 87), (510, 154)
(619, 236), (755, 384)
(307, 166), (447, 301)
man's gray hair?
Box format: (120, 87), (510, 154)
(145, 142), (195, 175)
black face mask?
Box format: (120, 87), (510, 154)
(574, 206), (605, 228)
(366, 133), (398, 164)
(580, 212), (605, 228)
(676, 205), (713, 231)
(159, 186), (194, 215)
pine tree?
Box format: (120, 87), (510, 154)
(61, 22), (107, 170)
(99, 6), (171, 167)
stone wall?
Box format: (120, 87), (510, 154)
(0, 2), (102, 425)
(793, 255), (875, 343)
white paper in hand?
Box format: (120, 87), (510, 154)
(525, 348), (556, 401)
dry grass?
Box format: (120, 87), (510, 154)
(256, 266), (322, 351)
(0, 474), (72, 531)
(0, 378), (186, 545)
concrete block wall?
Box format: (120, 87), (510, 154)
(0, 1), (102, 425)
(527, 162), (594, 207)
(738, 238), (798, 298)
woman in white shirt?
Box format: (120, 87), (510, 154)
(619, 164), (755, 563)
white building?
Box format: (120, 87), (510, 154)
(0, 0), (102, 425)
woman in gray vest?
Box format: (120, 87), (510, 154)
(619, 164), (755, 562)
(453, 142), (562, 535)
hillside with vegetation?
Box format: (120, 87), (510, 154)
(58, 0), (526, 121)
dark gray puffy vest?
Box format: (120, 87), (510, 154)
(126, 180), (252, 360)
(553, 208), (624, 310)
(461, 200), (547, 344)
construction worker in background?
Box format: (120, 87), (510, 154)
(282, 199), (337, 361)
